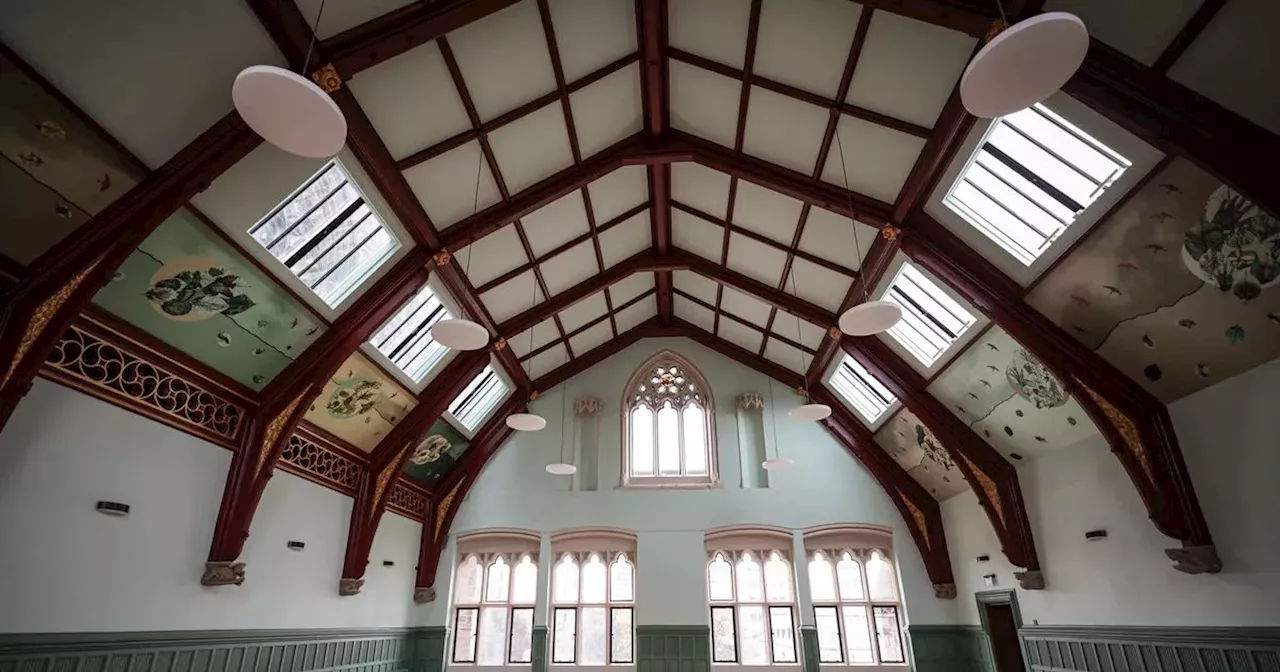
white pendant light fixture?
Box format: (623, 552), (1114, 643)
(762, 457), (795, 471)
(432, 143), (490, 350)
(544, 382), (575, 474)
(783, 269), (831, 422)
(510, 272), (547, 433)
(232, 0), (346, 158)
(833, 127), (902, 337)
(960, 7), (1089, 119)
(763, 381), (794, 470)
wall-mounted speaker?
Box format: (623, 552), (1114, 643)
(976, 554), (990, 562)
(1085, 529), (1108, 541)
(96, 501), (130, 516)
(383, 560), (395, 567)
(287, 541), (306, 550)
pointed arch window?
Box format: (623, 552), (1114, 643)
(551, 551), (635, 665)
(707, 549), (798, 665)
(806, 549), (904, 665)
(452, 552), (538, 665)
(621, 351), (718, 487)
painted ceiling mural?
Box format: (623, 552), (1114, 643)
(304, 352), (416, 452)
(929, 326), (1100, 463)
(0, 51), (139, 265)
(1028, 159), (1280, 402)
(402, 418), (470, 486)
(874, 408), (968, 500)
(92, 209), (326, 391)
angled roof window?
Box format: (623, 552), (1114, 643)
(370, 283), (454, 384)
(448, 366), (509, 432)
(944, 103), (1130, 265)
(250, 160), (400, 308)
(879, 263), (976, 367)
(828, 354), (897, 425)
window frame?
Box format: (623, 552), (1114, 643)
(551, 550), (636, 666)
(806, 548), (907, 667)
(450, 552), (539, 666)
(447, 364), (511, 435)
(620, 350), (719, 489)
(876, 262), (978, 368)
(825, 354), (900, 429)
(707, 549), (799, 666)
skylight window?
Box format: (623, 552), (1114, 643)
(250, 161), (400, 307)
(828, 355), (897, 425)
(944, 103), (1130, 265)
(370, 283), (454, 383)
(449, 366), (508, 432)
(879, 263), (976, 367)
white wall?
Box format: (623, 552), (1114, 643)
(943, 356), (1280, 626)
(0, 380), (423, 633)
(438, 337), (956, 631)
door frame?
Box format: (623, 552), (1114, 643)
(975, 589), (1029, 672)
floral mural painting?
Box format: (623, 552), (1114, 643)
(325, 378), (384, 420)
(410, 435), (450, 465)
(145, 262), (255, 321)
(1005, 349), (1068, 409)
(403, 419), (470, 485)
(303, 353), (415, 452)
(874, 410), (966, 500)
(1182, 185), (1280, 301)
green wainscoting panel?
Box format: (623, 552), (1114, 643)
(800, 626), (819, 672)
(531, 625), (548, 672)
(0, 627), (442, 672)
(637, 626), (709, 672)
(909, 625), (993, 672)
(1019, 627), (1280, 672)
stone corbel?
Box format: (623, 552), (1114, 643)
(338, 577), (365, 596)
(933, 583), (957, 599)
(201, 561), (246, 587)
(414, 585), (437, 604)
(738, 392), (764, 410)
(574, 397), (601, 415)
(1015, 570), (1046, 590)
(1166, 545), (1222, 574)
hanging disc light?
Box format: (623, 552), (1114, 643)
(788, 403), (831, 422)
(783, 266), (830, 422)
(960, 10), (1088, 119)
(545, 462), (577, 475)
(508, 412), (548, 432)
(762, 381), (794, 470)
(232, 0), (346, 158)
(833, 122), (901, 338)
(431, 142), (490, 350)
(544, 383), (574, 473)
(762, 457), (795, 471)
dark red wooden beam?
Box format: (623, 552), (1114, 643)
(902, 215), (1219, 572)
(675, 249), (837, 327)
(203, 251), (429, 586)
(340, 350), (488, 595)
(533, 318), (670, 391)
(846, 0), (994, 38)
(1152, 0), (1228, 75)
(637, 0), (672, 323)
(672, 202), (860, 278)
(0, 111), (260, 436)
(520, 288), (658, 363)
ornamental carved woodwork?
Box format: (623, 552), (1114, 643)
(4, 260), (101, 389)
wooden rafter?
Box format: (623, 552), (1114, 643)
(637, 0), (673, 323)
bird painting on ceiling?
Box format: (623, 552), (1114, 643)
(1150, 212), (1175, 223)
(1145, 244), (1167, 253)
(986, 343), (1000, 352)
(1117, 261), (1140, 272)
(1103, 285), (1123, 297)
(978, 379), (992, 388)
(1158, 183), (1182, 195)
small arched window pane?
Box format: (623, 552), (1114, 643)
(656, 402), (680, 474)
(763, 552), (792, 602)
(455, 554), (484, 604)
(808, 553), (836, 602)
(837, 552), (865, 600)
(485, 557), (510, 602)
(630, 406), (654, 476)
(512, 555), (538, 604)
(682, 405), (708, 475)
(610, 554), (634, 602)
(554, 555), (579, 604)
(582, 554), (608, 603)
(866, 551), (897, 601)
(708, 553), (734, 602)
(736, 553), (764, 602)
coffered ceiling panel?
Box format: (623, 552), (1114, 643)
(599, 213), (652, 268)
(295, 0), (414, 39)
(742, 86), (830, 175)
(570, 320), (614, 355)
(305, 352), (416, 452)
(731, 181), (805, 247)
(610, 273), (656, 306)
(673, 270), (718, 305)
(487, 103), (574, 194)
(402, 141), (502, 229)
(569, 64), (644, 159)
(770, 314), (825, 351)
(753, 0), (863, 98)
(547, 0), (637, 81)
(844, 10), (976, 129)
(820, 116), (926, 204)
(671, 163), (733, 219)
(460, 226), (527, 288)
(588, 165), (649, 222)
(717, 317), (763, 354)
(798, 208), (879, 271)
(875, 409), (968, 500)
(539, 240), (599, 296)
(347, 42), (471, 161)
(559, 291), (609, 332)
(526, 343), (569, 379)
(673, 210), (725, 262)
(1045, 0), (1202, 67)
(482, 270), (546, 323)
(675, 294), (716, 332)
(448, 0), (556, 121)
(521, 191), (591, 257)
(719, 286), (772, 327)
(788, 257), (853, 312)
(511, 318), (560, 358)
(726, 233), (787, 287)
(668, 0), (752, 69)
(764, 338), (807, 374)
(669, 61), (740, 149)
(616, 294), (659, 333)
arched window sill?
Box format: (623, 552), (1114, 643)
(617, 479), (723, 491)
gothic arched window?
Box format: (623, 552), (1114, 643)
(621, 351), (717, 487)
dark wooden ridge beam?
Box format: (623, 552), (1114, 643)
(839, 335), (1042, 584)
(902, 214), (1219, 573)
(340, 350), (488, 596)
(674, 249), (837, 328)
(532, 318), (681, 391)
(0, 111), (260, 436)
(201, 252), (429, 587)
(520, 288), (658, 364)
(637, 0), (673, 323)
(1063, 39), (1279, 220)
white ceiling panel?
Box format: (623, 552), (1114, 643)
(732, 181), (805, 246)
(820, 117), (926, 204)
(548, 0), (637, 81)
(673, 210), (726, 262)
(1046, 0), (1203, 67)
(754, 0), (863, 97)
(743, 87), (830, 174)
(588, 165), (649, 223)
(559, 291), (609, 331)
(765, 338), (806, 373)
(461, 226), (527, 287)
(670, 61), (741, 149)
(673, 270), (719, 305)
(771, 313), (826, 350)
(719, 286), (772, 327)
(615, 295), (658, 333)
(799, 207), (879, 270)
(403, 140), (502, 229)
(675, 295), (716, 332)
(726, 233), (787, 286)
(599, 212), (652, 268)
(611, 272), (656, 305)
(845, 11), (977, 128)
(526, 344), (568, 379)
(521, 191), (590, 257)
(488, 103), (575, 194)
(348, 42), (472, 160)
(539, 240), (599, 296)
(511, 318), (561, 358)
(296, 0), (415, 38)
(668, 0), (753, 69)
(718, 318), (763, 354)
(482, 270), (546, 323)
(671, 164), (733, 219)
(570, 64), (644, 159)
(570, 320), (614, 355)
(448, 0), (557, 120)
(789, 258), (854, 312)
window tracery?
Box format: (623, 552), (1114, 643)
(621, 351), (717, 486)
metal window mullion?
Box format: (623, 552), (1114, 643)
(651, 402), (660, 475)
(251, 163), (335, 236)
(293, 208), (374, 279)
(254, 170), (345, 243)
(389, 304), (446, 362)
(972, 155), (1072, 227)
(898, 271), (973, 334)
(949, 188), (1044, 262)
(677, 402), (687, 476)
(982, 143), (1084, 213)
(282, 195), (366, 267)
(1004, 113), (1105, 187)
(306, 219), (382, 288)
(964, 166), (1063, 240)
